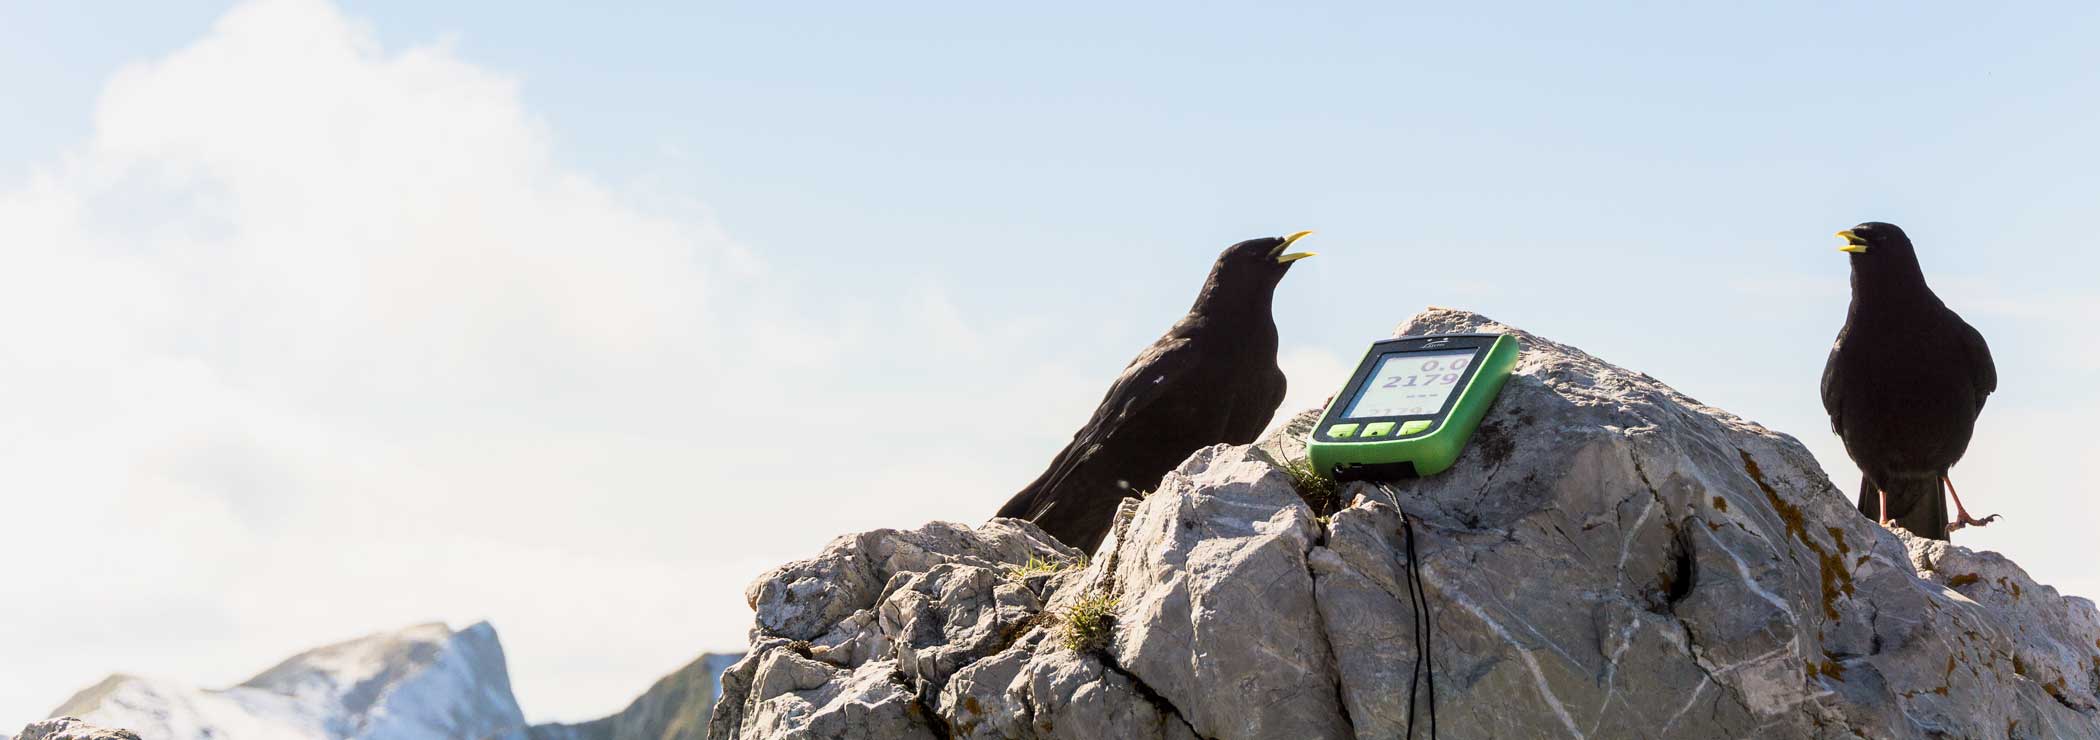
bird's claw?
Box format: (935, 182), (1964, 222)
(1945, 513), (2001, 535)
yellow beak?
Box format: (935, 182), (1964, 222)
(1836, 230), (1869, 254)
(1277, 230), (1317, 263)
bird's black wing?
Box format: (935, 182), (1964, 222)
(1954, 316), (1997, 411)
(1000, 336), (1197, 515)
(1233, 363), (1288, 442)
(1821, 327), (1848, 435)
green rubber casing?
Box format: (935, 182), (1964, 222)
(1306, 333), (1520, 480)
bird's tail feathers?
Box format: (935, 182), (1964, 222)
(1855, 473), (1949, 541)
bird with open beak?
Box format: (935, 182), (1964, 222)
(1820, 222), (1999, 540)
(996, 232), (1314, 552)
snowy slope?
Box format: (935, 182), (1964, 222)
(45, 622), (527, 740)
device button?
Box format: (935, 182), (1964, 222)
(1362, 422), (1395, 437)
(1327, 423), (1359, 439)
(1399, 420), (1433, 435)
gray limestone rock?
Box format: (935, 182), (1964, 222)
(745, 520), (1079, 642)
(880, 563), (1044, 695)
(736, 655), (937, 740)
(713, 308), (2100, 740)
(938, 641), (1199, 740)
(807, 609), (886, 669)
(1060, 444), (1350, 739)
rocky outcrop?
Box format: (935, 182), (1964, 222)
(713, 308), (2100, 739)
(708, 521), (1082, 740)
(13, 718), (140, 740)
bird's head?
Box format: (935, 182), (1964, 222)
(1210, 231), (1316, 289)
(1836, 221), (1929, 292)
(1835, 222), (1915, 261)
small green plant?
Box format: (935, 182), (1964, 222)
(1004, 554), (1084, 581)
(1058, 591), (1119, 653)
(1282, 456), (1342, 516)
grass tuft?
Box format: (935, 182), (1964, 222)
(1282, 456), (1343, 516)
(1004, 554), (1085, 581)
(1057, 591), (1119, 653)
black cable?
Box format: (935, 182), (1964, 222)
(1403, 510), (1437, 739)
(1376, 483), (1437, 740)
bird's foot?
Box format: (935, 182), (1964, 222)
(1945, 512), (2001, 535)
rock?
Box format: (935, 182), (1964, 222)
(880, 563), (1044, 695)
(939, 641), (1199, 740)
(713, 308), (2100, 739)
(735, 655), (937, 740)
(746, 520), (1081, 642)
(1059, 444), (1349, 739)
(808, 609), (886, 669)
(13, 717), (140, 740)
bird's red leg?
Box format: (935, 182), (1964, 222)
(1943, 474), (2000, 534)
(1878, 488), (1892, 527)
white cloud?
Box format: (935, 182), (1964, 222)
(0, 0), (1107, 728)
(1270, 346), (1352, 435)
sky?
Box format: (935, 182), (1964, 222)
(2, 0), (2096, 730)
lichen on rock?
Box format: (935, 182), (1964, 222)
(711, 308), (2100, 740)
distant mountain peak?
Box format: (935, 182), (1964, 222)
(45, 622), (525, 740)
(28, 621), (743, 740)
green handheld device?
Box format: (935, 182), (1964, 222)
(1306, 333), (1520, 480)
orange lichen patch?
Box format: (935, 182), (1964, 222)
(2013, 653), (2028, 676)
(1818, 652), (1847, 681)
(1740, 449), (1854, 621)
(1998, 577), (2023, 599)
(1712, 496), (1729, 512)
(2045, 678), (2072, 705)
(956, 696), (985, 735)
(1935, 656), (1956, 696)
(1829, 528), (1850, 556)
(1948, 573), (1981, 589)
(1741, 451), (1803, 539)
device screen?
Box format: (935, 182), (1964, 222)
(1344, 349), (1479, 419)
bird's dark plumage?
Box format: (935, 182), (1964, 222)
(995, 234), (1312, 552)
(1821, 222), (1997, 540)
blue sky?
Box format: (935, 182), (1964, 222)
(3, 0), (2096, 729)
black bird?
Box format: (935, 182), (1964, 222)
(1821, 222), (1998, 540)
(996, 233), (1315, 552)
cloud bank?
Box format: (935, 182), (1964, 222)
(0, 0), (1128, 726)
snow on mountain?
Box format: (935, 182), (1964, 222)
(44, 622), (527, 740)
